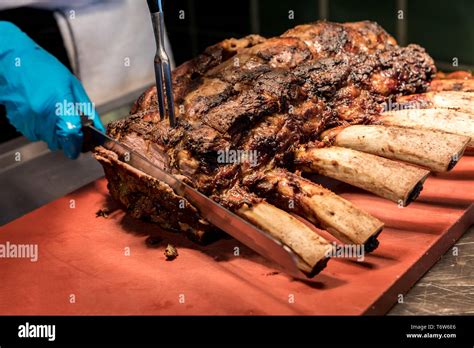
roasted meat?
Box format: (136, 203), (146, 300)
(94, 21), (473, 276)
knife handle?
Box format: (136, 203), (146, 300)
(80, 114), (97, 153)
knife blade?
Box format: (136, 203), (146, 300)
(81, 116), (307, 279)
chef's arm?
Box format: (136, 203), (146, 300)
(0, 21), (105, 159)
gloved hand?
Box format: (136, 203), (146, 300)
(0, 21), (105, 159)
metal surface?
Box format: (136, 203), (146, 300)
(389, 226), (474, 315)
(318, 0), (329, 20)
(0, 103), (133, 226)
(150, 11), (176, 126)
(85, 123), (306, 279)
(0, 137), (49, 175)
(395, 0), (407, 46)
(0, 149), (103, 226)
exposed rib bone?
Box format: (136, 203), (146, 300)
(397, 91), (474, 114)
(322, 125), (470, 172)
(237, 201), (332, 276)
(429, 79), (474, 92)
(99, 141), (331, 276)
(381, 108), (474, 146)
(295, 146), (430, 206)
(249, 169), (384, 250)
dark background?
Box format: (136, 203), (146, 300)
(163, 0), (474, 69)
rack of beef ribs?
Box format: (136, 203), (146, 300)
(94, 21), (473, 277)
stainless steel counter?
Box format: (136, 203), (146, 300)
(389, 226), (474, 315)
(0, 138), (104, 225)
(0, 102), (134, 225)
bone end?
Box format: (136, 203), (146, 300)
(237, 201), (332, 277)
(296, 146), (430, 206)
(328, 125), (470, 172)
(251, 169), (385, 250)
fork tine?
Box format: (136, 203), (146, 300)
(162, 60), (176, 127)
(148, 1), (176, 126)
(154, 62), (166, 121)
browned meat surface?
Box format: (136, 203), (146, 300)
(94, 20), (436, 242)
(430, 71), (474, 92)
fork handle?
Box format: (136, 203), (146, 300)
(146, 0), (161, 13)
(148, 5), (166, 52)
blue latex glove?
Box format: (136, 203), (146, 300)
(0, 21), (105, 159)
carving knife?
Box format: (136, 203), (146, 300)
(81, 115), (309, 279)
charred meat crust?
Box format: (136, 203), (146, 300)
(95, 20), (436, 241)
(94, 147), (221, 244)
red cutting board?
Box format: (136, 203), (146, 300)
(0, 156), (473, 315)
